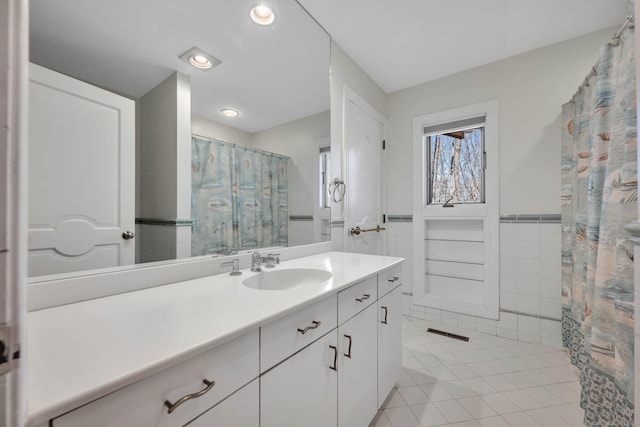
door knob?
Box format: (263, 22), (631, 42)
(122, 230), (135, 240)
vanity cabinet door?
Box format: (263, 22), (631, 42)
(260, 294), (337, 373)
(377, 285), (402, 407)
(337, 303), (378, 427)
(186, 379), (258, 427)
(261, 330), (338, 427)
(52, 330), (259, 427)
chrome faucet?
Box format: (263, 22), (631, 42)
(251, 251), (280, 272)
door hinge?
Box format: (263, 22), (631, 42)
(382, 140), (386, 150)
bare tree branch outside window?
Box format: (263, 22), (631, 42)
(427, 127), (484, 204)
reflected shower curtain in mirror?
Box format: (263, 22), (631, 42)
(561, 19), (637, 427)
(191, 136), (288, 255)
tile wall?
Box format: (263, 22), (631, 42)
(387, 217), (563, 349)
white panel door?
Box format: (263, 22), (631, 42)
(28, 63), (135, 276)
(344, 93), (385, 255)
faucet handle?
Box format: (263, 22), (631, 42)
(221, 258), (242, 276)
(265, 253), (280, 268)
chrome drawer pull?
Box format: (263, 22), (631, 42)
(355, 293), (371, 302)
(329, 345), (338, 371)
(388, 276), (399, 283)
(297, 320), (321, 335)
(164, 379), (215, 414)
(381, 306), (388, 324)
(344, 335), (352, 358)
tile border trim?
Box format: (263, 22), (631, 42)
(136, 217), (194, 227)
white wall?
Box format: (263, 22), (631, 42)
(382, 28), (618, 346)
(386, 27), (616, 215)
(252, 110), (330, 216)
(138, 72), (192, 262)
(192, 115), (252, 147)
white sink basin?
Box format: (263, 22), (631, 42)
(242, 268), (333, 291)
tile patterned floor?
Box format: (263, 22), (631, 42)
(371, 316), (587, 427)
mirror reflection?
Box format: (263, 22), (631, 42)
(27, 0), (331, 278)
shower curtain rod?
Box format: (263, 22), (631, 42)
(575, 14), (635, 92)
(613, 14), (635, 40)
(191, 132), (290, 160)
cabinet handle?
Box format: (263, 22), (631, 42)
(297, 320), (321, 335)
(344, 335), (352, 358)
(381, 306), (388, 324)
(164, 379), (215, 414)
(355, 293), (371, 302)
(329, 345), (338, 371)
(388, 276), (399, 283)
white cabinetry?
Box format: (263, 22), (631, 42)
(53, 330), (259, 427)
(261, 330), (338, 427)
(186, 380), (258, 427)
(43, 262), (404, 427)
(337, 302), (378, 427)
(377, 284), (402, 407)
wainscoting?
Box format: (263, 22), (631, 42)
(386, 215), (562, 348)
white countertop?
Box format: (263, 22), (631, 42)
(26, 251), (403, 425)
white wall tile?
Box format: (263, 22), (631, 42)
(497, 312), (517, 330)
(540, 224), (561, 242)
(517, 223), (540, 241)
(540, 298), (561, 319)
(517, 240), (541, 260)
(500, 259), (518, 280)
(518, 295), (541, 316)
(497, 328), (518, 340)
(540, 260), (561, 280)
(411, 304), (426, 320)
(500, 241), (517, 259)
(458, 314), (478, 331)
(517, 276), (540, 296)
(441, 311), (458, 327)
(517, 315), (541, 334)
(540, 241), (561, 262)
(518, 259), (541, 279)
(500, 291), (518, 311)
(540, 278), (561, 298)
(500, 223), (517, 241)
(477, 318), (497, 335)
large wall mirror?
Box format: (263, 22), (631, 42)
(28, 0), (330, 279)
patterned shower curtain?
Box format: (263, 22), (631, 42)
(561, 18), (637, 427)
(191, 136), (289, 255)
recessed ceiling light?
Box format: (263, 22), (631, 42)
(190, 55), (212, 69)
(179, 47), (221, 71)
(250, 5), (275, 25)
(220, 108), (239, 118)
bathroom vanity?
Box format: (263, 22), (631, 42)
(26, 251), (403, 427)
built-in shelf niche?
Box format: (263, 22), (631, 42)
(414, 218), (499, 319)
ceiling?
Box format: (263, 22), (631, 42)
(298, 0), (630, 93)
(30, 0), (630, 132)
(29, 0), (330, 133)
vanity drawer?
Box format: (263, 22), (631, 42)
(378, 266), (402, 297)
(53, 329), (259, 427)
(337, 275), (377, 325)
(260, 295), (337, 373)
